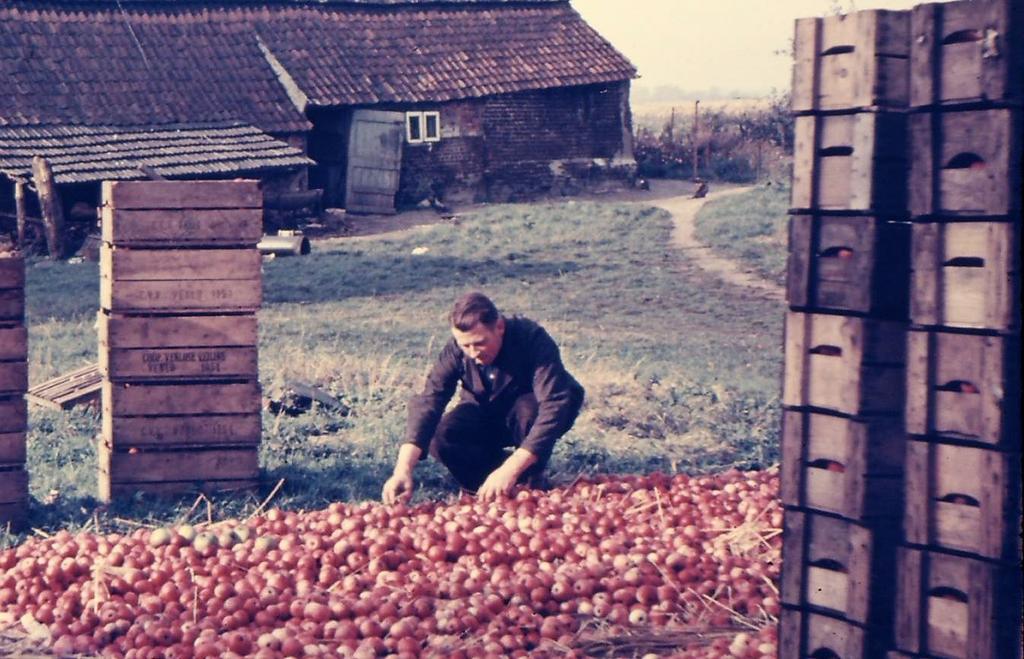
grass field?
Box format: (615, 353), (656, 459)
(693, 184), (790, 287)
(7, 194), (786, 546)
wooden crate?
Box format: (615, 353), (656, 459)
(781, 409), (904, 520)
(905, 330), (1020, 446)
(909, 109), (1022, 218)
(788, 214), (911, 317)
(0, 326), (27, 396)
(98, 312), (259, 350)
(0, 467), (28, 530)
(103, 413), (262, 449)
(100, 246), (262, 282)
(783, 311), (906, 415)
(896, 547), (1022, 659)
(910, 221), (1020, 331)
(97, 441), (259, 502)
(0, 255), (25, 288)
(779, 607), (884, 658)
(101, 345), (258, 381)
(102, 380), (261, 417)
(102, 180), (262, 211)
(792, 112), (908, 213)
(0, 326), (27, 361)
(904, 439), (1021, 561)
(0, 289), (24, 324)
(101, 207), (263, 248)
(911, 0), (1023, 108)
(781, 509), (898, 627)
(0, 361), (27, 396)
(792, 9), (910, 113)
(0, 431), (26, 466)
(0, 395), (27, 433)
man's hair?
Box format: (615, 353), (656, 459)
(449, 292), (500, 331)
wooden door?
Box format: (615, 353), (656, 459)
(345, 110), (403, 214)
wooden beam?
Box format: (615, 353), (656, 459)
(13, 179), (27, 249)
(31, 156), (65, 260)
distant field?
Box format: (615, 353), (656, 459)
(632, 97), (774, 132)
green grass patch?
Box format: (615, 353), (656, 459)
(7, 199), (784, 546)
(693, 184), (790, 286)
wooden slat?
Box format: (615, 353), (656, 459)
(99, 312), (258, 349)
(102, 180), (261, 210)
(101, 207), (263, 247)
(904, 439), (1020, 561)
(0, 256), (25, 289)
(98, 441), (259, 482)
(103, 413), (262, 448)
(0, 326), (27, 361)
(780, 607), (871, 658)
(0, 396), (27, 433)
(100, 246), (261, 282)
(103, 381), (261, 416)
(0, 500), (26, 531)
(101, 346), (258, 381)
(99, 475), (259, 502)
(101, 277), (262, 313)
(0, 432), (26, 466)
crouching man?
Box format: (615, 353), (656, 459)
(382, 292), (584, 503)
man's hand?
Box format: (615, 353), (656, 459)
(477, 448), (539, 501)
(477, 465), (519, 501)
(382, 471), (414, 505)
(382, 443), (423, 505)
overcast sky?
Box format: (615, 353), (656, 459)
(571, 0), (945, 97)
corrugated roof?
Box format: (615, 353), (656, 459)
(0, 1), (636, 130)
(0, 123), (313, 184)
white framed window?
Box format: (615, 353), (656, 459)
(406, 111), (441, 144)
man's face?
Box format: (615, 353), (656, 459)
(451, 318), (505, 366)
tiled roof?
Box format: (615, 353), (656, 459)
(0, 1), (636, 130)
(0, 123), (313, 184)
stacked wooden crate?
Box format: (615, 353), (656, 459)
(891, 2), (1022, 658)
(99, 180), (264, 501)
(780, 9), (912, 657)
(0, 253), (27, 529)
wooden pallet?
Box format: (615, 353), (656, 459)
(781, 409), (905, 520)
(26, 363), (102, 411)
(788, 214), (910, 318)
(0, 467), (28, 531)
(792, 9), (910, 113)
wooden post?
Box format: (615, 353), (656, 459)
(31, 156), (64, 260)
(692, 100), (700, 180)
(13, 179), (27, 249)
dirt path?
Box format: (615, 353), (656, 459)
(651, 188), (786, 302)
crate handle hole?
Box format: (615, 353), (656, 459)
(821, 45), (855, 56)
(942, 256), (984, 268)
(809, 558), (847, 573)
(938, 493), (980, 507)
(808, 459), (846, 474)
(944, 152), (986, 170)
(810, 648), (842, 659)
(819, 246), (854, 259)
(942, 29), (982, 45)
(937, 380), (980, 393)
(809, 345), (842, 357)
(819, 146), (853, 157)
(929, 586), (968, 603)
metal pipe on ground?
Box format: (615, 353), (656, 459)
(258, 234), (310, 256)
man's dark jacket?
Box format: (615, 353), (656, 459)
(405, 316), (584, 461)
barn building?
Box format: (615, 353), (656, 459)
(0, 0), (637, 235)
